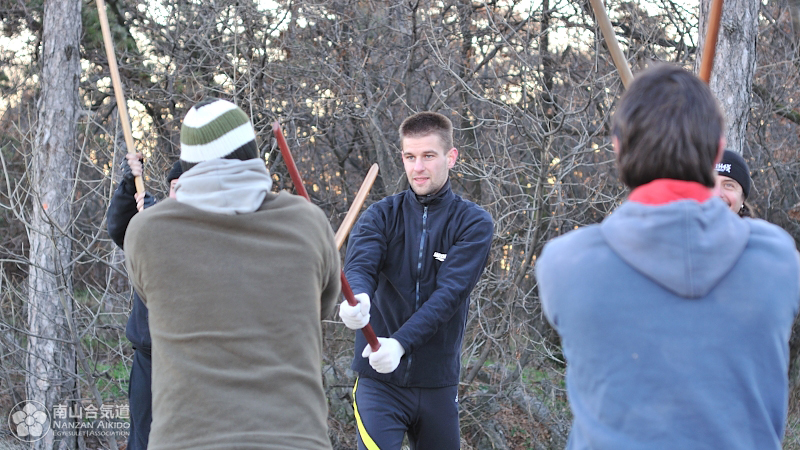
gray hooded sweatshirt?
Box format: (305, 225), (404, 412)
(536, 195), (799, 450)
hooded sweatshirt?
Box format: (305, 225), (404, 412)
(535, 179), (800, 450)
(124, 158), (340, 450)
(175, 158), (273, 214)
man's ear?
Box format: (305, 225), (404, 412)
(447, 147), (458, 169)
(714, 137), (726, 164)
(612, 136), (620, 155)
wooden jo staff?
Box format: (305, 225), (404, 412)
(588, 0), (634, 89)
(699, 0), (725, 83)
(334, 163), (379, 250)
(96, 0), (144, 195)
(272, 122), (381, 352)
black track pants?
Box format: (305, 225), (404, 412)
(352, 377), (460, 450)
(127, 348), (152, 450)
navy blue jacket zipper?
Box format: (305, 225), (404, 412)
(404, 205), (428, 385)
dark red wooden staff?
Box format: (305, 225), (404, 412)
(699, 0), (724, 83)
(273, 122), (381, 352)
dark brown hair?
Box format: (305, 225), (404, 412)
(611, 64), (724, 189)
(739, 201), (755, 218)
(399, 112), (454, 152)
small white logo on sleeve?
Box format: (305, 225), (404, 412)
(433, 252), (447, 262)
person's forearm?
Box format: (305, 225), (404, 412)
(107, 180), (139, 248)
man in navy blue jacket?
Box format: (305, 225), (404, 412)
(107, 154), (181, 450)
(340, 112), (493, 449)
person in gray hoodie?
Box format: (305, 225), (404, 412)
(535, 64), (800, 449)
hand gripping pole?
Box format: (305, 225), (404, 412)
(96, 0), (144, 195)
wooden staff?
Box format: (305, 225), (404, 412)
(96, 0), (144, 195)
(699, 0), (724, 83)
(272, 122), (381, 352)
(335, 163), (379, 250)
(589, 0), (634, 89)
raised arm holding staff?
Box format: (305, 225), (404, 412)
(95, 0), (144, 195)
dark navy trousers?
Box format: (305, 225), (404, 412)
(352, 377), (460, 449)
(127, 348), (152, 450)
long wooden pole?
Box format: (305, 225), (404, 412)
(96, 0), (144, 194)
(699, 0), (725, 83)
(335, 163), (379, 250)
(273, 122), (381, 352)
(589, 0), (634, 89)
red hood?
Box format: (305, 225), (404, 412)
(628, 179), (712, 205)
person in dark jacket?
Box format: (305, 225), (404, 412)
(536, 64), (800, 449)
(339, 111), (494, 449)
(107, 154), (182, 450)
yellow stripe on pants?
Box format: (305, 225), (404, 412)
(352, 377), (381, 450)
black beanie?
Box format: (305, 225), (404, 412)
(715, 150), (751, 198)
(166, 160), (184, 184)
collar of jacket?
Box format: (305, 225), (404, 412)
(628, 179), (712, 205)
(412, 178), (454, 207)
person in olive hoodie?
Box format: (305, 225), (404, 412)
(107, 154), (181, 450)
(536, 64), (800, 450)
(339, 111), (493, 449)
(123, 98), (340, 450)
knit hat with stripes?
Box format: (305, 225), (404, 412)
(180, 98), (258, 168)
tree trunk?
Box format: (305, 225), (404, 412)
(696, 0), (759, 155)
(789, 0), (800, 44)
(27, 0), (81, 449)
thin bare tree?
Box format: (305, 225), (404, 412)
(26, 0), (81, 448)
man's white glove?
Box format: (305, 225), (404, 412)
(361, 337), (405, 374)
(338, 293), (370, 330)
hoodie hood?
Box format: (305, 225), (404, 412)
(175, 158), (273, 215)
(600, 181), (750, 298)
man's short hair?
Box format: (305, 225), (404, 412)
(611, 64), (724, 189)
(399, 112), (454, 152)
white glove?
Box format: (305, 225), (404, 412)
(338, 293), (370, 330)
(361, 337), (405, 374)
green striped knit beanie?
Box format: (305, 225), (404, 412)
(180, 98), (258, 165)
